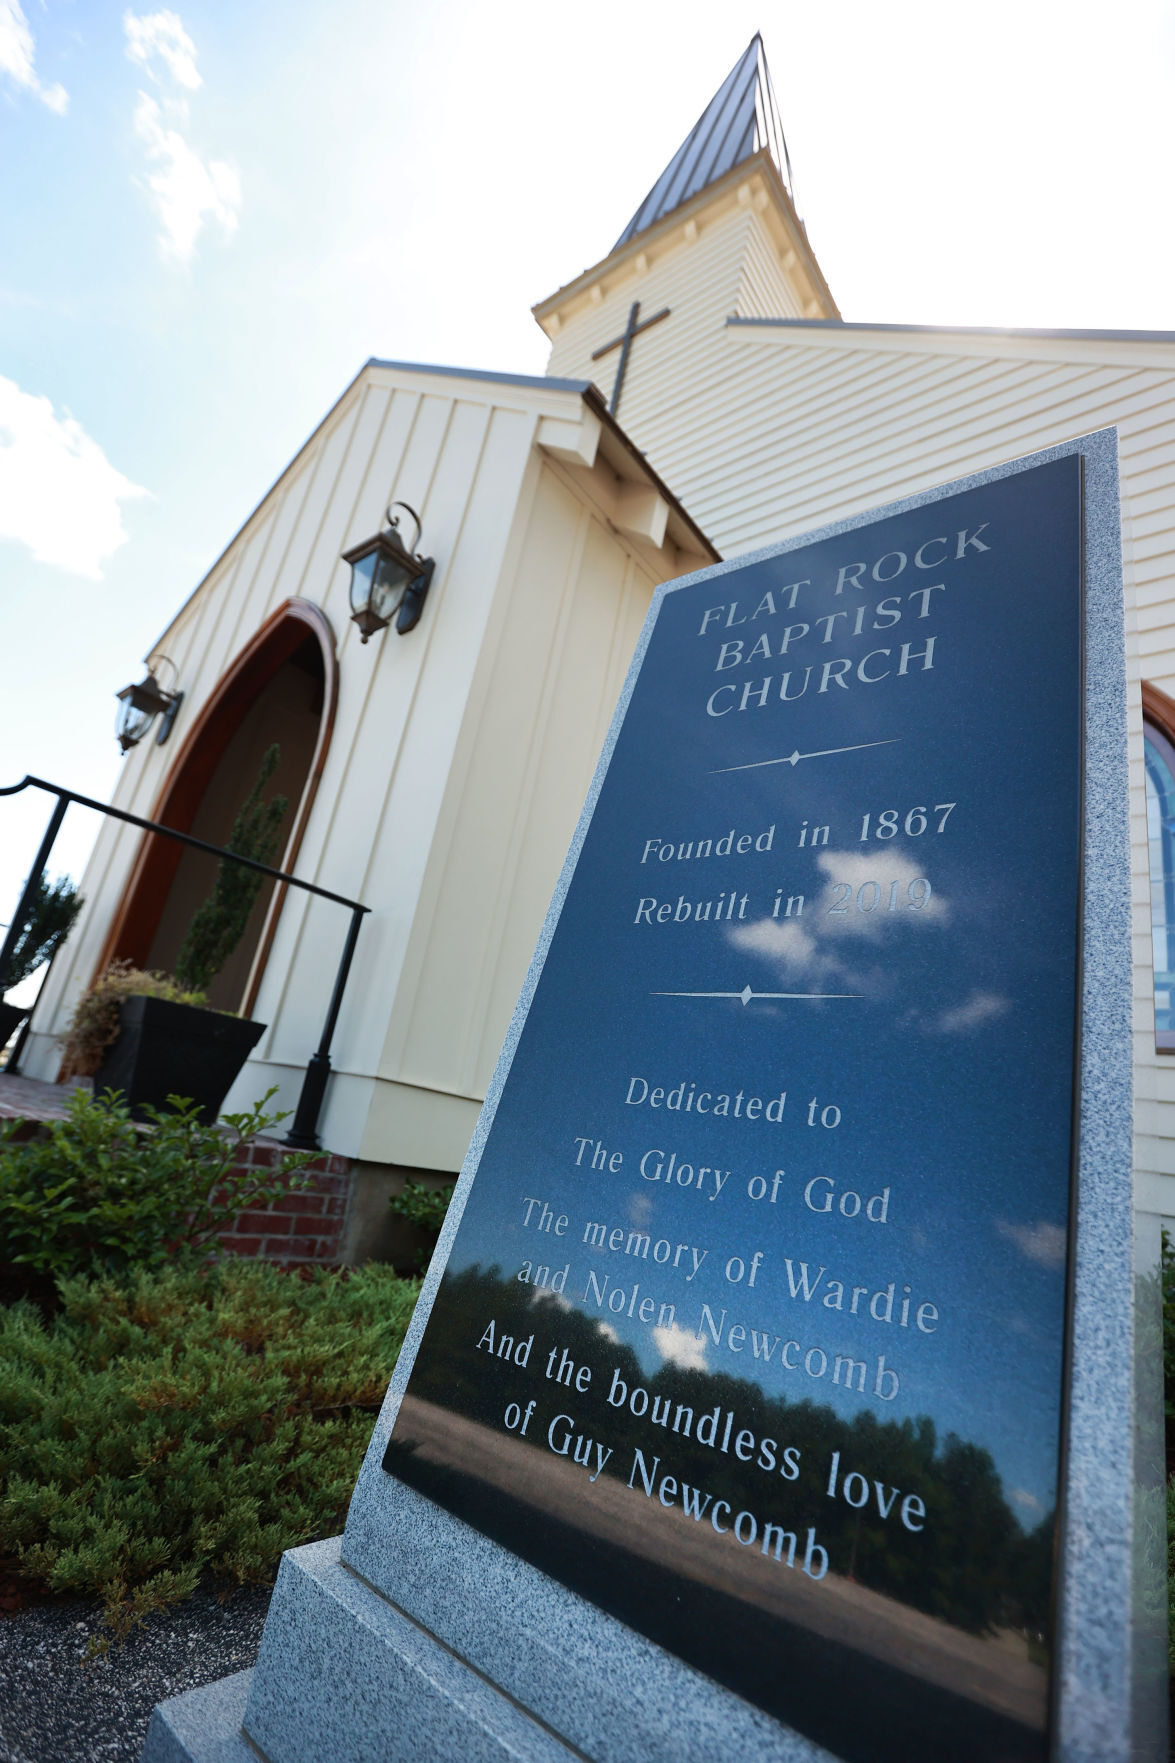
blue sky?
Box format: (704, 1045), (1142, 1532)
(2, 0), (1174, 955)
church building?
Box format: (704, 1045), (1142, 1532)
(21, 36), (1175, 1249)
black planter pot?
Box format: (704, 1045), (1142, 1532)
(0, 999), (27, 1050)
(93, 994), (266, 1124)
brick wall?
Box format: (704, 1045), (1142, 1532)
(0, 1078), (356, 1271)
(217, 1140), (353, 1269)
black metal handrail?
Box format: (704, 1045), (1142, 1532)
(0, 775), (369, 1149)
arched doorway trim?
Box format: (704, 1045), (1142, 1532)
(1143, 678), (1175, 744)
(1143, 680), (1175, 1054)
(239, 603), (339, 1017)
(91, 599), (339, 1017)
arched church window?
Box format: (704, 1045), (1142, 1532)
(1144, 705), (1175, 1050)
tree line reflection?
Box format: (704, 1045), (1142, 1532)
(394, 1265), (1053, 1642)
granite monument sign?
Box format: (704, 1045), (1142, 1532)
(382, 451), (1081, 1762)
(145, 434), (1137, 1763)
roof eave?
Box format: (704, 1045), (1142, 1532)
(579, 383), (720, 564)
(729, 316), (1175, 343)
(726, 315), (1175, 350)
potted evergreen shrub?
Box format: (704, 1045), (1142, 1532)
(0, 874), (83, 1049)
(66, 747), (288, 1121)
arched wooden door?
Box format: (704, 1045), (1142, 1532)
(95, 600), (338, 1015)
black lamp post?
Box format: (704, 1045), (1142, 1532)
(115, 659), (183, 753)
(343, 502), (435, 642)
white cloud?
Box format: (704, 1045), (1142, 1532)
(1011, 1488), (1044, 1516)
(0, 376), (147, 578)
(727, 914), (859, 993)
(813, 848), (948, 936)
(122, 12), (239, 264)
(997, 1219), (1067, 1271)
(652, 1321), (707, 1371)
(931, 991), (1010, 1035)
(730, 916), (819, 972)
(0, 0), (67, 112)
(529, 1286), (572, 1314)
(627, 1193), (653, 1227)
(123, 9), (201, 89)
(726, 847), (949, 997)
(132, 91), (241, 264)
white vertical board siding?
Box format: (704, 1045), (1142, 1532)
(379, 462), (656, 1114)
(355, 457), (664, 1169)
(287, 398), (532, 1088)
(228, 385), (540, 1139)
(23, 366), (526, 1103)
(25, 362), (692, 1173)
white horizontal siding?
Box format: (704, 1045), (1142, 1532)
(549, 185), (1175, 1219)
(735, 210), (805, 320)
(545, 198), (813, 460)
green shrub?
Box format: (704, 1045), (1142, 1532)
(0, 1259), (419, 1640)
(2, 872), (83, 993)
(388, 1177), (455, 1235)
(0, 1086), (310, 1281)
(388, 1177), (455, 1269)
(176, 743), (288, 994)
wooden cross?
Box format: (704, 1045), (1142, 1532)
(591, 299), (671, 417)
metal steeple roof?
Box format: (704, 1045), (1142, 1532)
(613, 35), (795, 250)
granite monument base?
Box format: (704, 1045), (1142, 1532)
(141, 1535), (585, 1763)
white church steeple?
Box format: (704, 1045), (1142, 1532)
(534, 36), (838, 519)
(612, 32), (797, 252)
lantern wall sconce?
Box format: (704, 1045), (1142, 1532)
(343, 502), (435, 643)
(115, 656), (184, 754)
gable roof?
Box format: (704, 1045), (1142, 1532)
(614, 34), (794, 250)
(145, 358), (719, 653)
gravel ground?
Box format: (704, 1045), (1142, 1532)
(0, 1584), (272, 1763)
